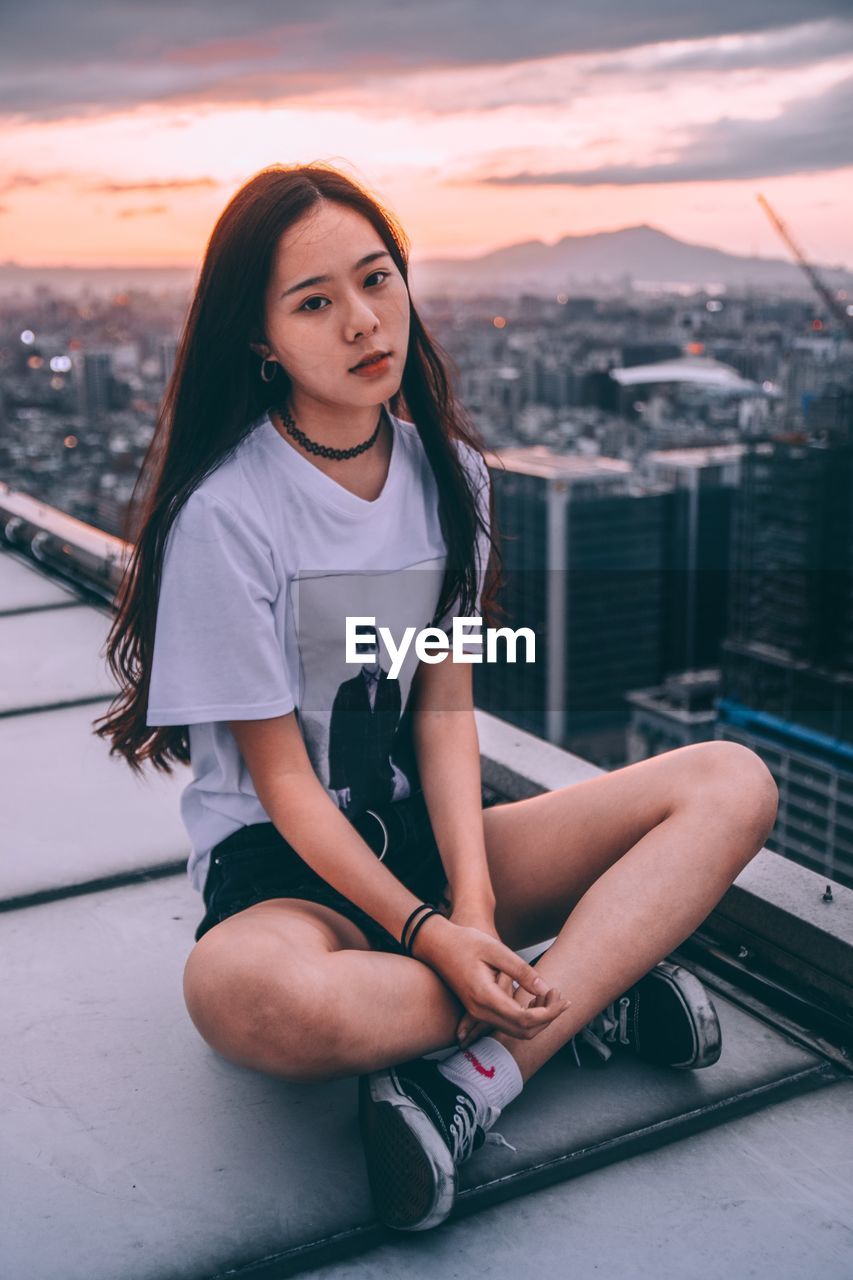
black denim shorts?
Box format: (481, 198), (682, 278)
(194, 785), (497, 954)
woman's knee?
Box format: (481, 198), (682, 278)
(183, 926), (334, 1079)
(694, 740), (779, 843)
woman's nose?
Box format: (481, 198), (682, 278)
(344, 292), (380, 332)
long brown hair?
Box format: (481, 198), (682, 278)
(93, 161), (503, 775)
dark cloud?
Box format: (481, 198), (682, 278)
(2, 1), (851, 120)
(473, 72), (853, 186)
(593, 16), (853, 76)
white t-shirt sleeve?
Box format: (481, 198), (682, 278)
(437, 443), (491, 654)
(146, 489), (295, 725)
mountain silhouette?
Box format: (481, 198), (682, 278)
(409, 223), (853, 296)
(3, 224), (850, 299)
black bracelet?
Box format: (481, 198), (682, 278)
(400, 902), (434, 951)
(405, 908), (440, 956)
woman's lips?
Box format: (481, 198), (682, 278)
(349, 353), (392, 377)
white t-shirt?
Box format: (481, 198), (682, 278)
(146, 403), (490, 894)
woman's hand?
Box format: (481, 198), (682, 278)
(448, 903), (522, 1049)
(411, 906), (569, 1045)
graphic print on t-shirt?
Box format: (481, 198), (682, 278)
(290, 557), (447, 817)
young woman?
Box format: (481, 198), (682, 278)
(95, 162), (779, 1234)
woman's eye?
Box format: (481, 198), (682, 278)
(298, 270), (390, 313)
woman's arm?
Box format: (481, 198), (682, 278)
(410, 653), (496, 916)
(228, 712), (450, 948)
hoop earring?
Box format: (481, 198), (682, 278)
(260, 357), (278, 383)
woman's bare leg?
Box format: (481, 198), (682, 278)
(183, 898), (469, 1081)
(185, 742), (777, 1083)
(323, 745), (776, 1082)
(491, 773), (776, 1081)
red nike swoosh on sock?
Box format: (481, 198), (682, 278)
(464, 1049), (496, 1078)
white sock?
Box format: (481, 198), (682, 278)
(435, 1035), (524, 1130)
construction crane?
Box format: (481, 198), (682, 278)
(756, 193), (853, 340)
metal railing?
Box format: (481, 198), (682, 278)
(0, 482), (129, 604)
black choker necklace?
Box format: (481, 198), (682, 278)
(274, 404), (383, 461)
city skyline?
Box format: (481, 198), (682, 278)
(1, 3), (852, 270)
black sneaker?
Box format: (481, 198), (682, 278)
(531, 950), (722, 1070)
(358, 1055), (514, 1231)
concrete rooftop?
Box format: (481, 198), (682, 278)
(2, 514), (852, 1280)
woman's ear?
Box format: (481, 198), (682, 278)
(248, 340), (269, 359)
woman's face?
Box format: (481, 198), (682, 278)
(254, 201), (410, 412)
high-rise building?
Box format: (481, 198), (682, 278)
(639, 444), (742, 673)
(718, 431), (853, 886)
(76, 349), (114, 420)
(625, 668), (721, 759)
(475, 446), (671, 767)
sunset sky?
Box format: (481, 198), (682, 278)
(2, 2), (852, 269)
